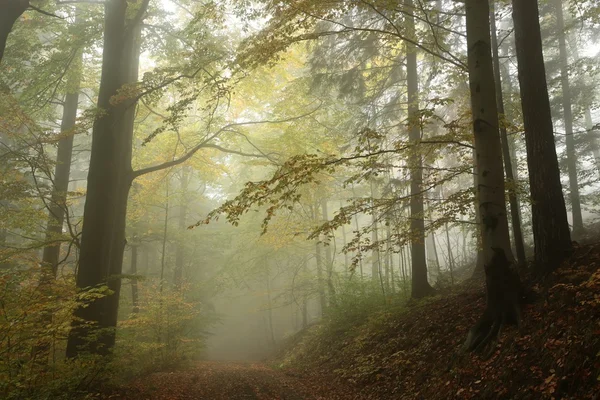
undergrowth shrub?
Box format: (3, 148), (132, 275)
(0, 267), (111, 400)
(111, 280), (217, 380)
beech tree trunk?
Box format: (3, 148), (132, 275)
(405, 0), (433, 299)
(554, 0), (583, 237)
(490, 1), (526, 267)
(512, 0), (572, 274)
(464, 0), (521, 354)
(66, 1), (144, 357)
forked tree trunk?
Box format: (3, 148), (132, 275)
(66, 1), (144, 357)
(405, 0), (433, 299)
(490, 1), (526, 267)
(512, 0), (572, 275)
(464, 0), (521, 354)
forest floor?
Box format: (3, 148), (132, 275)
(109, 360), (361, 399)
(110, 241), (600, 400)
(271, 241), (600, 399)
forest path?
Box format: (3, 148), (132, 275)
(115, 361), (358, 400)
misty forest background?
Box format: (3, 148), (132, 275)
(1, 0), (600, 399)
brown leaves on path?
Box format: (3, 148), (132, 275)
(110, 361), (364, 400)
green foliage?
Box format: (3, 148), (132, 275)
(112, 280), (217, 379)
(0, 267), (111, 400)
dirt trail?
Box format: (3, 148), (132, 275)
(115, 361), (361, 400)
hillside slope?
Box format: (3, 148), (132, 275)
(275, 243), (600, 400)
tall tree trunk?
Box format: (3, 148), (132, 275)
(512, 0), (572, 274)
(130, 242), (139, 315)
(444, 222), (455, 286)
(41, 55), (82, 278)
(313, 204), (326, 316)
(584, 110), (600, 174)
(369, 180), (381, 285)
(490, 1), (526, 267)
(340, 201), (350, 271)
(472, 150), (485, 277)
(464, 0), (521, 353)
(302, 256), (308, 329)
(554, 0), (584, 237)
(320, 198), (336, 305)
(351, 184), (364, 279)
(0, 0), (28, 64)
(405, 0), (433, 299)
(66, 1), (145, 358)
(174, 167), (189, 287)
(264, 265), (276, 348)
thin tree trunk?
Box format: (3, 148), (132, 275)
(512, 0), (572, 274)
(41, 55), (82, 278)
(340, 201), (350, 271)
(554, 0), (584, 237)
(369, 180), (381, 285)
(174, 166), (189, 287)
(130, 242), (139, 314)
(490, 1), (526, 266)
(405, 0), (433, 299)
(464, 0), (521, 353)
(302, 256), (308, 329)
(444, 222), (455, 286)
(265, 265), (276, 348)
(320, 198), (336, 306)
(313, 204), (326, 316)
(160, 179), (170, 293)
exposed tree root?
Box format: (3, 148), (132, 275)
(464, 248), (522, 356)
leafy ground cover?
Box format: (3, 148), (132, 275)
(274, 242), (600, 399)
(110, 242), (600, 400)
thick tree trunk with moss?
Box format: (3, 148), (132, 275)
(512, 0), (572, 274)
(66, 1), (143, 357)
(464, 0), (521, 354)
(405, 0), (433, 299)
(490, 1), (526, 267)
(554, 0), (583, 237)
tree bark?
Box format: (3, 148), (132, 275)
(320, 198), (336, 306)
(41, 55), (82, 278)
(66, 1), (144, 357)
(130, 242), (139, 315)
(0, 0), (29, 64)
(174, 166), (189, 287)
(554, 0), (583, 237)
(490, 1), (526, 267)
(512, 0), (572, 274)
(369, 180), (381, 285)
(405, 0), (433, 299)
(464, 0), (521, 354)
